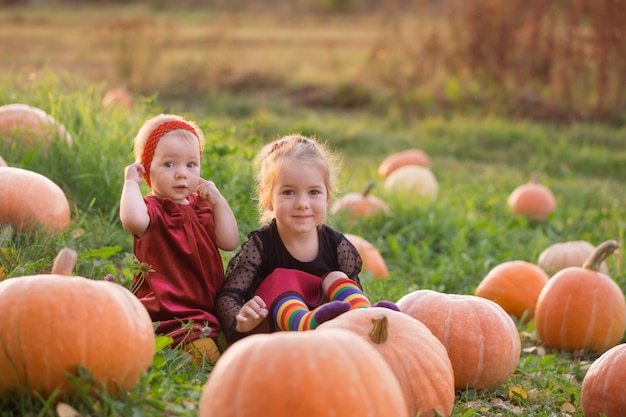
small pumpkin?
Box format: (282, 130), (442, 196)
(199, 328), (409, 417)
(534, 239), (626, 353)
(318, 308), (455, 417)
(378, 148), (431, 178)
(538, 240), (609, 276)
(580, 343), (626, 417)
(331, 181), (390, 217)
(102, 87), (134, 109)
(507, 173), (556, 221)
(0, 103), (72, 147)
(397, 289), (521, 390)
(0, 166), (71, 233)
(0, 248), (156, 397)
(475, 260), (549, 322)
(383, 165), (439, 201)
(345, 233), (389, 279)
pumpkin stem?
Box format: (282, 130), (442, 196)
(582, 240), (620, 272)
(361, 180), (376, 198)
(369, 313), (389, 344)
(51, 248), (78, 276)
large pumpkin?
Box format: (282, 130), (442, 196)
(330, 181), (390, 218)
(0, 103), (72, 147)
(378, 148), (431, 178)
(538, 240), (608, 276)
(318, 308), (455, 417)
(345, 233), (389, 279)
(199, 328), (409, 417)
(397, 289), (521, 390)
(383, 165), (439, 201)
(0, 248), (156, 397)
(475, 260), (549, 322)
(580, 343), (626, 417)
(507, 174), (556, 221)
(0, 167), (71, 233)
(534, 239), (626, 353)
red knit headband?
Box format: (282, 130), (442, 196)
(140, 120), (200, 188)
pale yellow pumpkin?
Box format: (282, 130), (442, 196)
(383, 165), (439, 201)
(538, 240), (609, 275)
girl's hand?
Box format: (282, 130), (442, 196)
(235, 296), (268, 333)
(124, 163), (145, 184)
(196, 178), (223, 206)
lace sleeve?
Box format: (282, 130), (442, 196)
(215, 233), (264, 341)
(337, 236), (363, 288)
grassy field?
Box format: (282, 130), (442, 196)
(1, 3), (626, 417)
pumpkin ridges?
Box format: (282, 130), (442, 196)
(199, 329), (409, 417)
(317, 308), (454, 417)
(538, 240), (609, 275)
(397, 290), (521, 391)
(581, 344), (626, 417)
(0, 250), (155, 397)
(534, 239), (626, 353)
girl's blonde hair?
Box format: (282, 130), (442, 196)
(133, 113), (205, 163)
(256, 134), (341, 224)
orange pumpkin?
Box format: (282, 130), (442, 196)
(0, 167), (71, 233)
(475, 260), (549, 321)
(198, 328), (409, 417)
(538, 240), (609, 275)
(0, 248), (156, 397)
(534, 239), (626, 353)
(397, 290), (521, 390)
(378, 148), (431, 178)
(345, 233), (389, 279)
(330, 181), (390, 217)
(0, 103), (72, 147)
(318, 308), (455, 417)
(383, 165), (439, 201)
(507, 173), (556, 221)
(580, 343), (626, 417)
(102, 87), (134, 109)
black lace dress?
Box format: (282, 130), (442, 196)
(215, 219), (363, 343)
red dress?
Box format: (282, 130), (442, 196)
(132, 194), (224, 346)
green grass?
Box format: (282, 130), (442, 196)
(1, 70), (625, 416)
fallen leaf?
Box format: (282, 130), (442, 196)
(56, 402), (81, 417)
